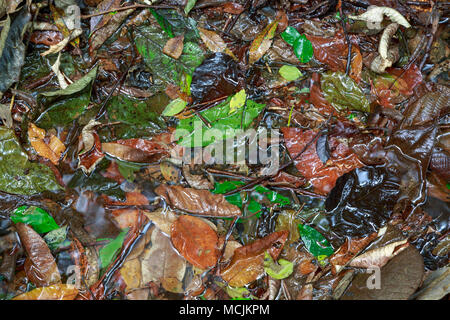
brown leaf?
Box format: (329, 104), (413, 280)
(102, 142), (162, 163)
(220, 230), (288, 287)
(155, 184), (242, 217)
(12, 284), (78, 300)
(141, 228), (186, 293)
(198, 27), (227, 53)
(329, 232), (378, 274)
(15, 223), (61, 287)
(143, 208), (178, 236)
(160, 161), (181, 183)
(170, 215), (219, 270)
(182, 166), (213, 190)
(163, 35), (184, 60)
(28, 123), (65, 165)
(78, 120), (104, 174)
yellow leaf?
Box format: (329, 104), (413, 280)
(249, 21), (279, 65)
(28, 123), (65, 165)
(229, 89), (247, 114)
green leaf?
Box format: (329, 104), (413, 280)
(35, 66), (98, 129)
(135, 15), (204, 85)
(254, 185), (291, 206)
(184, 0), (197, 15)
(298, 224), (334, 257)
(10, 206), (60, 234)
(149, 9), (174, 38)
(176, 98), (265, 147)
(321, 71), (370, 112)
(263, 252), (294, 279)
(280, 26), (301, 47)
(101, 95), (166, 140)
(281, 27), (313, 64)
(0, 128), (62, 195)
(279, 65), (302, 81)
(293, 34), (313, 63)
(115, 159), (143, 182)
(162, 98), (187, 116)
(99, 229), (128, 269)
(39, 66), (98, 98)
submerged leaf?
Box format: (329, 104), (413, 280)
(0, 128), (62, 195)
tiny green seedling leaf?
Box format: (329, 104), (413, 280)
(263, 252), (294, 279)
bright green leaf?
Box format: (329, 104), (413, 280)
(293, 34), (313, 63)
(10, 206), (59, 234)
(184, 0), (197, 15)
(281, 26), (301, 47)
(263, 252), (294, 279)
(279, 65), (302, 81)
(298, 224), (334, 257)
(99, 229), (128, 269)
(44, 226), (69, 250)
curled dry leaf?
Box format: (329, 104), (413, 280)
(379, 23), (399, 60)
(155, 184), (242, 217)
(78, 120), (104, 174)
(329, 232), (378, 274)
(141, 228), (186, 293)
(15, 223), (61, 287)
(349, 239), (409, 269)
(170, 215), (219, 270)
(163, 35), (184, 60)
(348, 5), (411, 30)
(12, 284), (78, 300)
(28, 123), (65, 165)
(220, 230), (288, 287)
(41, 28), (83, 56)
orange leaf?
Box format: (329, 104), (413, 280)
(281, 127), (364, 194)
(28, 123), (65, 165)
(12, 284), (78, 300)
(171, 215), (219, 269)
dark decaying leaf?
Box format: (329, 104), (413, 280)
(0, 7), (31, 98)
(190, 52), (242, 104)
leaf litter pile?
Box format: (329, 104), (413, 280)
(0, 0), (448, 300)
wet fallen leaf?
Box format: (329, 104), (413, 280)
(170, 215), (218, 269)
(12, 284), (78, 300)
(155, 184), (242, 217)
